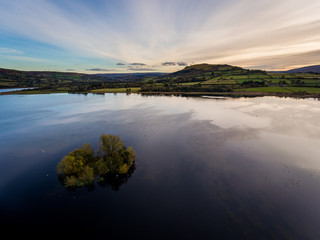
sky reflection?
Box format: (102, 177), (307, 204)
(1, 93), (320, 239)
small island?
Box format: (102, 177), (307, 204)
(57, 134), (135, 187)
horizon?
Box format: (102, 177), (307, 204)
(2, 63), (320, 75)
(1, 0), (320, 74)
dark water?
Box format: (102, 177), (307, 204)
(1, 93), (320, 239)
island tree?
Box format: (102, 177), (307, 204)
(57, 134), (135, 187)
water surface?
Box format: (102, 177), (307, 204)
(1, 93), (320, 239)
(0, 87), (35, 93)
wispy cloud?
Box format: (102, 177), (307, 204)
(0, 54), (44, 62)
(0, 47), (23, 55)
(177, 62), (187, 66)
(86, 68), (111, 72)
(0, 0), (320, 71)
(129, 63), (146, 66)
(162, 62), (176, 66)
(127, 66), (157, 72)
(162, 61), (188, 66)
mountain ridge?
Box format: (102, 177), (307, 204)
(286, 65), (320, 73)
(269, 65), (320, 74)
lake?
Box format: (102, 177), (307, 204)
(0, 87), (35, 93)
(1, 93), (320, 239)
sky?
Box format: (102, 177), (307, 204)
(0, 0), (320, 73)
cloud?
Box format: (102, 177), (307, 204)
(162, 62), (176, 66)
(86, 68), (111, 71)
(127, 62), (155, 71)
(116, 63), (126, 65)
(66, 69), (75, 71)
(177, 62), (187, 66)
(127, 66), (156, 72)
(237, 49), (320, 71)
(161, 61), (188, 67)
(1, 0), (320, 71)
(130, 63), (146, 66)
(0, 55), (44, 62)
(0, 47), (23, 55)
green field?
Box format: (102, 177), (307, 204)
(235, 86), (320, 94)
(235, 79), (266, 84)
(179, 82), (201, 85)
(4, 89), (69, 94)
(2, 64), (320, 97)
(203, 79), (236, 85)
(268, 78), (320, 85)
(286, 87), (320, 94)
(235, 87), (292, 93)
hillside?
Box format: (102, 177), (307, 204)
(0, 68), (112, 89)
(140, 63), (320, 96)
(286, 65), (320, 73)
(0, 68), (159, 90)
(153, 63), (269, 84)
(2, 63), (320, 97)
(169, 64), (245, 77)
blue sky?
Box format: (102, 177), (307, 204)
(1, 0), (320, 73)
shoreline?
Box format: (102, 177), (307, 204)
(139, 91), (320, 99)
(1, 89), (320, 99)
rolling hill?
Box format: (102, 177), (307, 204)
(155, 63), (269, 84)
(2, 63), (320, 96)
(0, 68), (112, 88)
(286, 65), (320, 73)
(169, 64), (249, 77)
(0, 68), (158, 89)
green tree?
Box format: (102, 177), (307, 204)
(95, 158), (109, 175)
(57, 135), (136, 187)
(78, 166), (95, 184)
(57, 154), (84, 175)
(57, 143), (95, 186)
(99, 134), (135, 174)
(99, 134), (125, 159)
(57, 144), (94, 174)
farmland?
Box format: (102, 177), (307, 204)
(1, 64), (320, 97)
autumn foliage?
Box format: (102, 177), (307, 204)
(57, 134), (135, 187)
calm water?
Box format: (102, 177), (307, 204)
(0, 87), (35, 93)
(1, 93), (320, 239)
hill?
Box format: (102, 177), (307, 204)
(2, 63), (320, 97)
(0, 68), (112, 89)
(0, 68), (159, 90)
(95, 72), (165, 82)
(140, 63), (270, 93)
(170, 64), (244, 76)
(153, 63), (268, 84)
(140, 63), (320, 96)
(286, 65), (320, 74)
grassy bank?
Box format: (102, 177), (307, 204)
(234, 87), (292, 93)
(91, 87), (141, 93)
(235, 86), (320, 94)
(0, 89), (68, 95)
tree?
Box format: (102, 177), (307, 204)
(57, 143), (94, 175)
(57, 143), (95, 186)
(57, 135), (136, 187)
(98, 134), (135, 174)
(99, 134), (124, 158)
